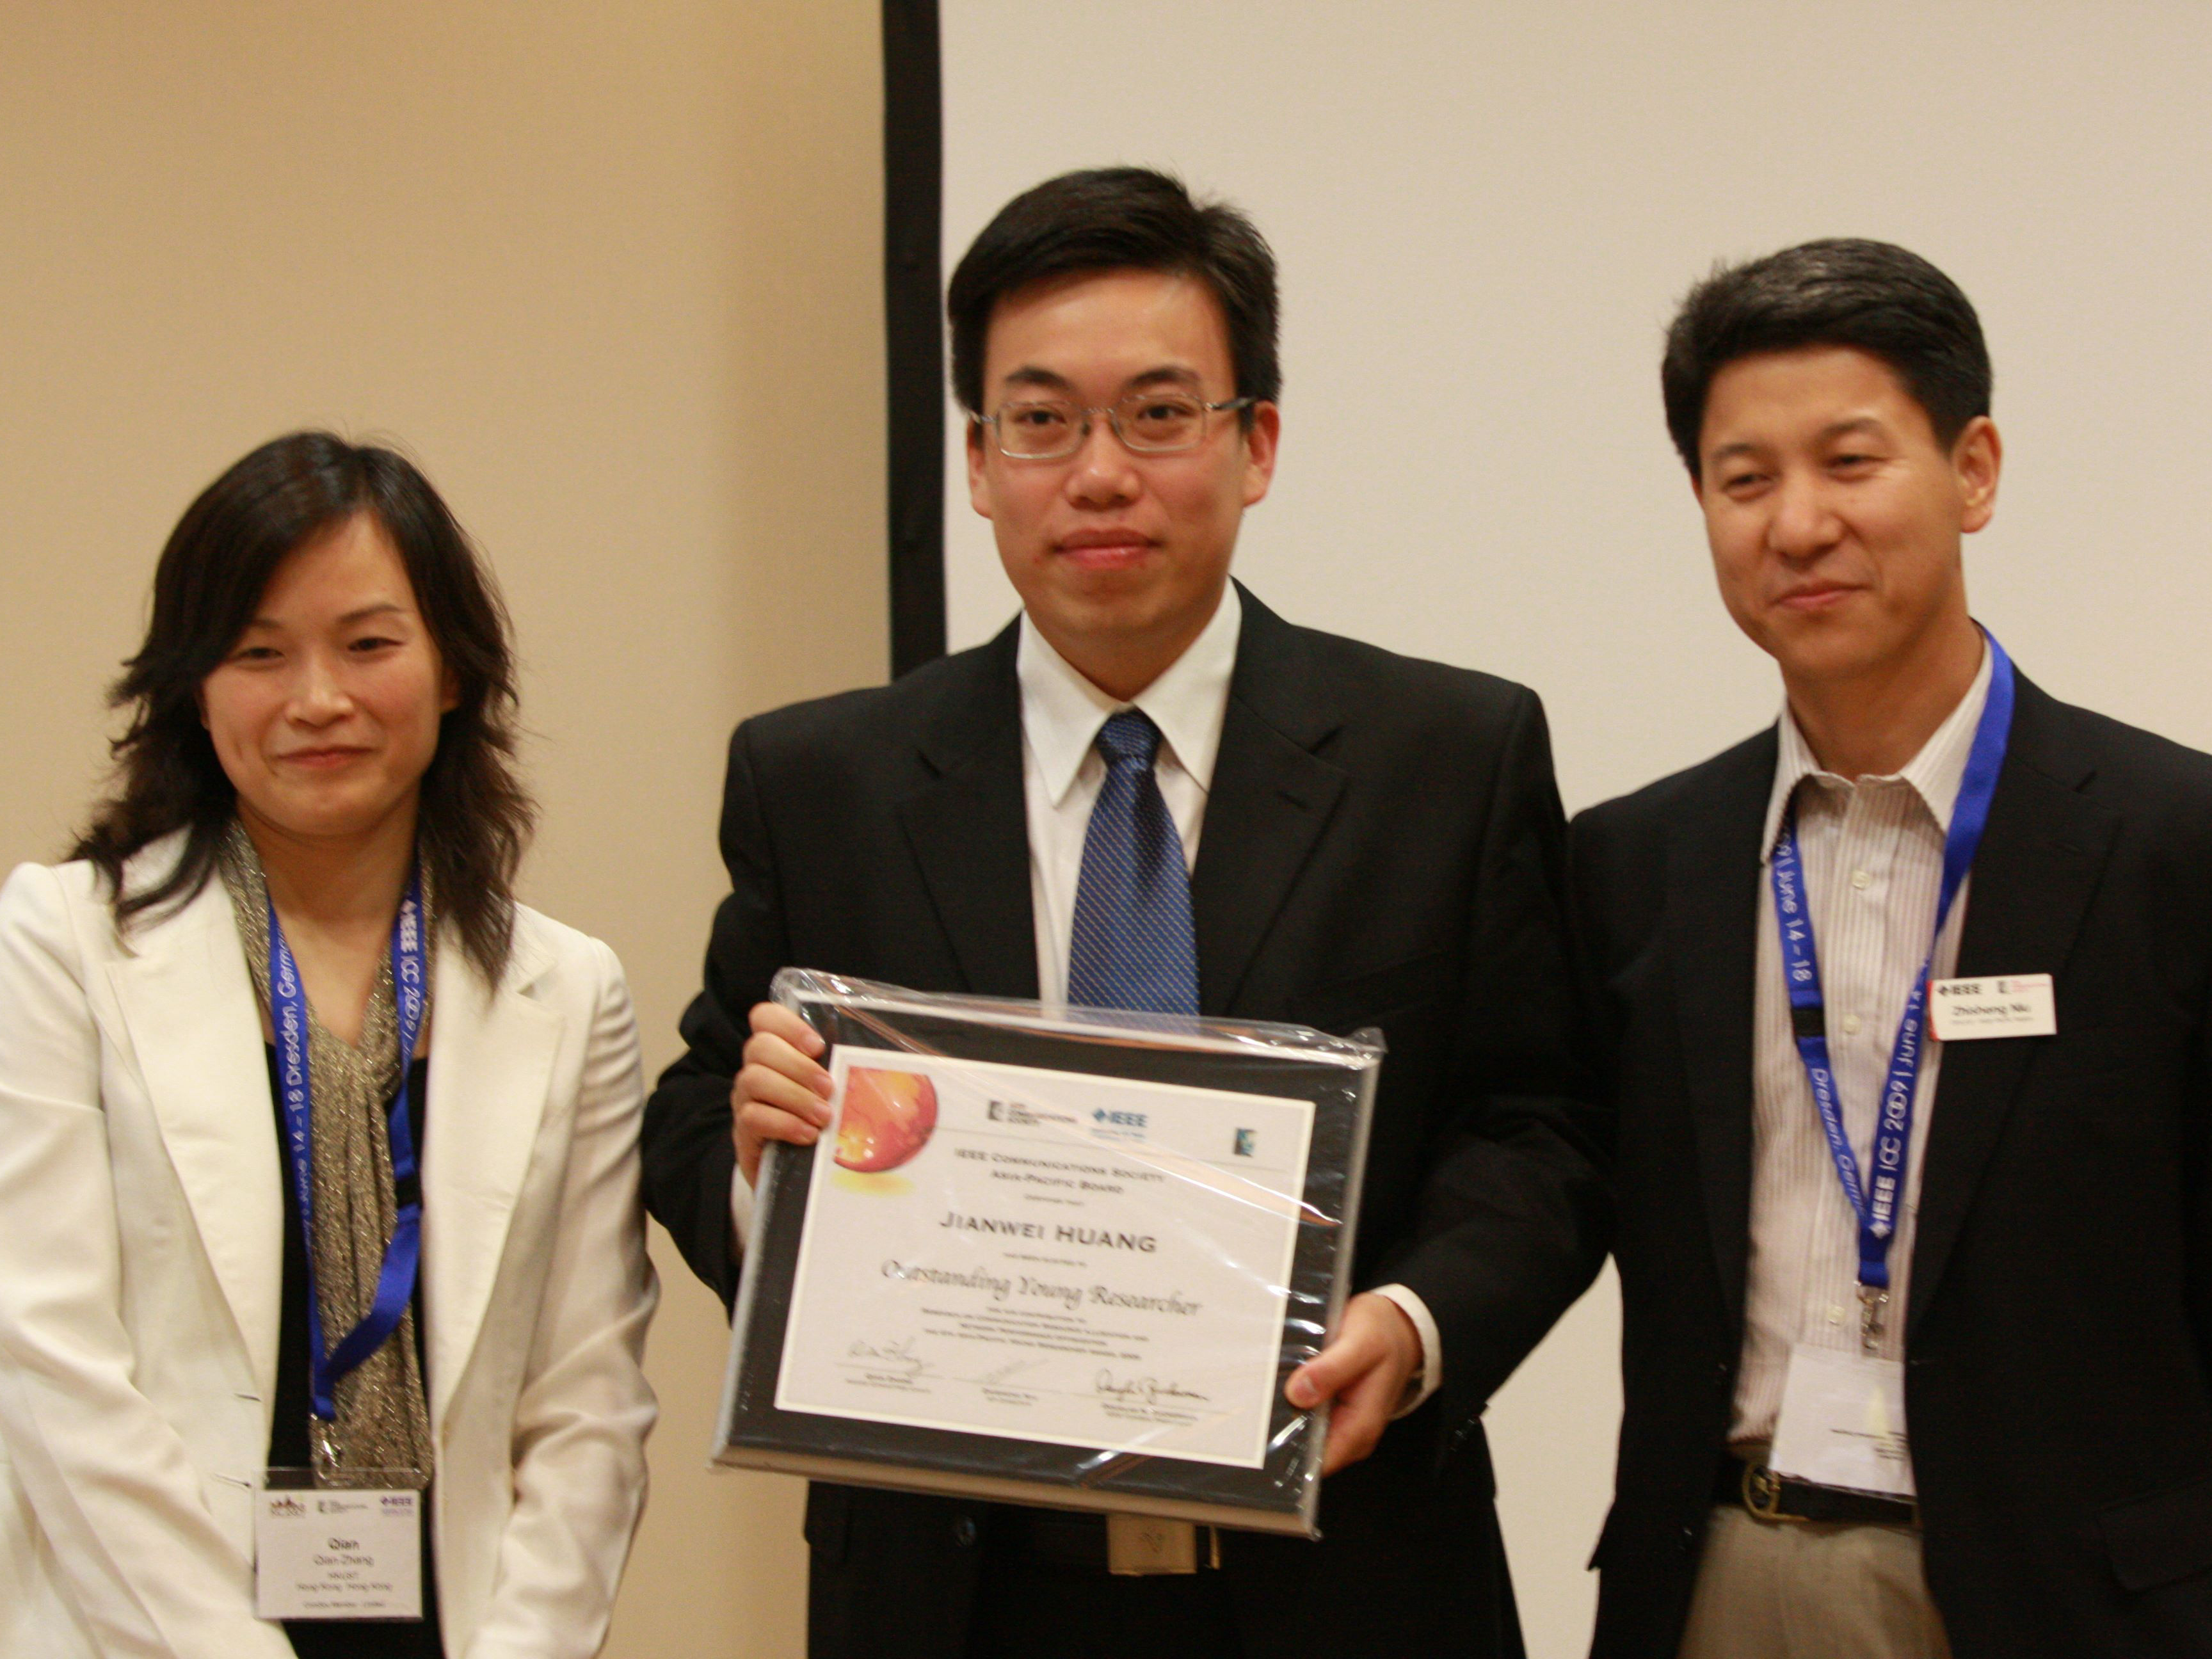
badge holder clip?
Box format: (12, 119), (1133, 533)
(1858, 1284), (1890, 1354)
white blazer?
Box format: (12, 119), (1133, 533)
(0, 844), (658, 1659)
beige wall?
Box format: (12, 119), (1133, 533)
(1, 4), (884, 1654)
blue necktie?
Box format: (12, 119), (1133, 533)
(1066, 710), (1199, 1016)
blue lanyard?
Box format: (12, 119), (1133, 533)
(1768, 636), (2014, 1348)
(270, 874), (428, 1427)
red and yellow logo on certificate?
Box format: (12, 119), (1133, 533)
(834, 1068), (939, 1172)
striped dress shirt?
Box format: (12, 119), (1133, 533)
(1731, 639), (1994, 1445)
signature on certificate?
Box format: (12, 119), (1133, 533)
(846, 1336), (933, 1380)
(1093, 1368), (1210, 1406)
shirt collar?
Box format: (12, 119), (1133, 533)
(1760, 630), (1995, 860)
(1016, 583), (1243, 809)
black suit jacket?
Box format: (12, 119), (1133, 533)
(643, 587), (1599, 1658)
(1569, 672), (2212, 1658)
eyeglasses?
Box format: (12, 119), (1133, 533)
(977, 391), (1256, 460)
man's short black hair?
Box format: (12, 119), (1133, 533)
(947, 167), (1279, 419)
(1662, 237), (1992, 477)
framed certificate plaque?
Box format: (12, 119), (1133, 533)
(714, 970), (1382, 1538)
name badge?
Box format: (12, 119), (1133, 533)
(1768, 1345), (1915, 1500)
(1928, 973), (2056, 1041)
(255, 1479), (422, 1621)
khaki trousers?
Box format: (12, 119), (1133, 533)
(1676, 1505), (1952, 1659)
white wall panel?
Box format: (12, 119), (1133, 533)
(940, 6), (2212, 1650)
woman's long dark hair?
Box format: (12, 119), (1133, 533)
(74, 431), (534, 982)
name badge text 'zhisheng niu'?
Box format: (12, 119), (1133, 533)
(1928, 973), (2056, 1041)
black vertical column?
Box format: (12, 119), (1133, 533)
(882, 0), (946, 677)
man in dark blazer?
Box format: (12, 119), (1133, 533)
(1569, 239), (2212, 1656)
(642, 168), (1598, 1658)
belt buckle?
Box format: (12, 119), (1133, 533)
(1106, 1515), (1211, 1575)
(1740, 1462), (1804, 1525)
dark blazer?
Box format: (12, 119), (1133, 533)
(1569, 671), (2212, 1659)
(643, 586), (1599, 1658)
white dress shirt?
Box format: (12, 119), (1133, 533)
(1017, 586), (1441, 1407)
(1731, 636), (1993, 1444)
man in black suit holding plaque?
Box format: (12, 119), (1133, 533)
(641, 168), (1599, 1658)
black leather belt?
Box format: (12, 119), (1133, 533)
(1715, 1455), (1919, 1527)
(992, 1508), (1112, 1569)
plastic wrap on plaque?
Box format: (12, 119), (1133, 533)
(715, 969), (1382, 1538)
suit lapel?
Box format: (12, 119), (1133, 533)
(421, 926), (563, 1427)
(1669, 732), (1775, 1330)
(894, 621), (1039, 1000)
(1907, 678), (2116, 1334)
(109, 878), (285, 1401)
(1190, 590), (1347, 1016)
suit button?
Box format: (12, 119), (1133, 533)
(953, 1516), (978, 1548)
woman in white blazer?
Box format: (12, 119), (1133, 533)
(0, 433), (657, 1659)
